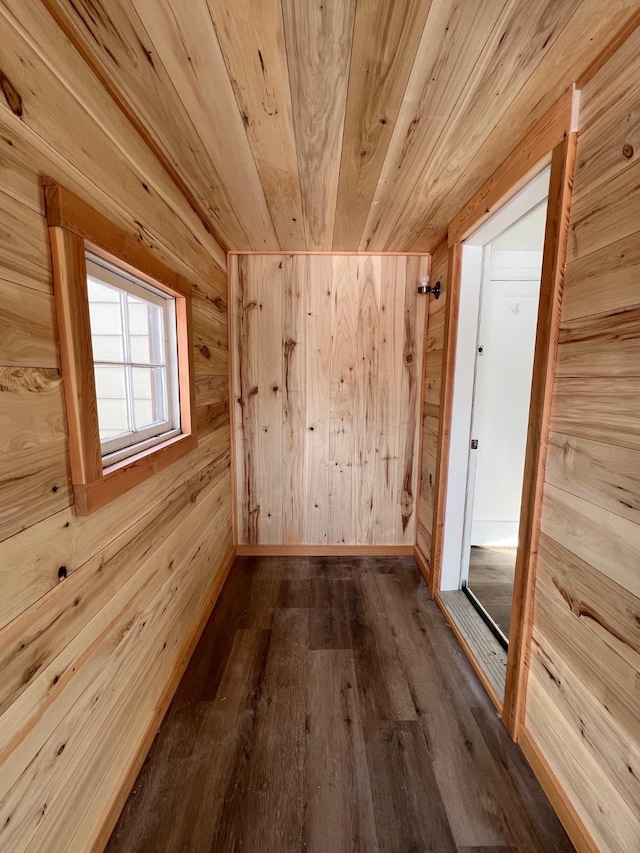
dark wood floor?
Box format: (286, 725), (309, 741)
(107, 556), (573, 853)
(468, 547), (517, 637)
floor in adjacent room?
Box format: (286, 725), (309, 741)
(107, 555), (572, 853)
(468, 546), (517, 638)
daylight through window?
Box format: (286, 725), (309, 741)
(86, 253), (181, 465)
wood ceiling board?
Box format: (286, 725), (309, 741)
(0, 1), (226, 280)
(130, 0), (280, 251)
(411, 0), (640, 252)
(331, 0), (435, 250)
(282, 0), (356, 250)
(207, 0), (306, 249)
(359, 0), (509, 251)
(41, 0), (247, 253)
(379, 0), (583, 251)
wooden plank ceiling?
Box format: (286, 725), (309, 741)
(44, 0), (639, 254)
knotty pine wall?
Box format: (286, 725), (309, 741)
(523, 23), (640, 852)
(416, 239), (448, 571)
(0, 3), (232, 850)
(231, 253), (428, 547)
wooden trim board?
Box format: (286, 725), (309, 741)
(89, 545), (236, 853)
(502, 132), (578, 738)
(517, 725), (599, 853)
(236, 545), (415, 557)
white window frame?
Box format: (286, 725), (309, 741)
(86, 253), (182, 467)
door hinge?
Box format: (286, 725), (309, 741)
(471, 439), (479, 450)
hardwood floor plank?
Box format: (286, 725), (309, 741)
(107, 556), (573, 852)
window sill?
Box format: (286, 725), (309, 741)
(73, 431), (198, 516)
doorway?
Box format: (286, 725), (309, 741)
(438, 166), (550, 694)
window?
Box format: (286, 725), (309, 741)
(86, 254), (180, 465)
(46, 182), (197, 515)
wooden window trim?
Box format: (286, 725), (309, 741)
(45, 183), (197, 515)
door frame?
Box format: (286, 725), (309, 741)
(428, 85), (579, 738)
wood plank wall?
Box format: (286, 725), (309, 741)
(416, 240), (448, 574)
(231, 253), (428, 547)
(0, 3), (232, 850)
(523, 23), (640, 852)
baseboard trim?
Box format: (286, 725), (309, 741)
(413, 546), (431, 585)
(91, 544), (236, 853)
(517, 725), (598, 853)
(434, 590), (503, 714)
(236, 544), (414, 557)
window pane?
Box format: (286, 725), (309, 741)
(94, 364), (130, 440)
(128, 295), (165, 364)
(88, 278), (125, 362)
(132, 366), (167, 430)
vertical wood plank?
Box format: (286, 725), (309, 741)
(373, 257), (405, 543)
(398, 255), (428, 543)
(256, 258), (284, 544)
(304, 256), (333, 544)
(235, 255), (260, 543)
(282, 255), (306, 542)
(329, 256), (358, 544)
(354, 256), (381, 544)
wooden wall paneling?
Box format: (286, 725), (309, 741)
(531, 570), (640, 770)
(503, 132), (577, 736)
(0, 191), (51, 291)
(256, 257), (285, 544)
(234, 255), (260, 544)
(561, 232), (640, 322)
(281, 0), (355, 249)
(429, 244), (461, 595)
(545, 432), (640, 526)
(353, 256), (381, 544)
(0, 481), (232, 849)
(304, 256), (333, 544)
(373, 257), (405, 543)
(0, 279), (57, 368)
(359, 0), (511, 252)
(0, 0), (226, 278)
(415, 237), (447, 569)
(525, 569), (640, 852)
(549, 376), (640, 451)
(540, 483), (640, 601)
(41, 0), (249, 251)
(0, 458), (227, 725)
(557, 304), (640, 377)
(328, 255), (358, 544)
(0, 366), (71, 543)
(332, 0), (434, 250)
(398, 256), (427, 542)
(535, 532), (640, 669)
(569, 156), (640, 263)
(525, 667), (640, 853)
(572, 22), (640, 195)
(0, 382), (229, 629)
(231, 254), (426, 547)
(206, 0), (306, 248)
(282, 255), (306, 542)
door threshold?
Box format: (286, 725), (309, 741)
(462, 583), (509, 651)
